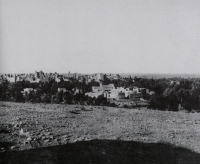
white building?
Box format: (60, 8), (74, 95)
(85, 91), (104, 98)
(73, 88), (83, 95)
(4, 74), (16, 82)
(114, 87), (132, 97)
(104, 91), (119, 99)
(30, 79), (40, 83)
(92, 83), (115, 92)
(23, 88), (34, 94)
(55, 76), (61, 82)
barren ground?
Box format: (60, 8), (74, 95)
(0, 101), (200, 164)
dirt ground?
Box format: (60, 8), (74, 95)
(1, 101), (200, 164)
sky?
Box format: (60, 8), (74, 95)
(0, 0), (200, 74)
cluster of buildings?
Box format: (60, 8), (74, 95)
(1, 71), (156, 102)
(1, 71), (139, 84)
(85, 82), (155, 101)
(0, 71), (58, 83)
(0, 71), (105, 83)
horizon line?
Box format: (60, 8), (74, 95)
(1, 71), (200, 76)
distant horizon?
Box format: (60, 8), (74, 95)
(1, 71), (200, 77)
(1, 71), (200, 75)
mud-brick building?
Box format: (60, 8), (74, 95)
(85, 91), (104, 98)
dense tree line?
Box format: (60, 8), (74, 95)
(103, 76), (200, 112)
(0, 79), (108, 106)
(137, 78), (200, 112)
(0, 77), (200, 112)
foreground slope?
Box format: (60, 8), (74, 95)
(0, 102), (200, 163)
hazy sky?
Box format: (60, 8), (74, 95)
(0, 0), (200, 74)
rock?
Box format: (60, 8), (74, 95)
(14, 124), (20, 128)
(63, 138), (70, 141)
(27, 137), (32, 141)
(45, 132), (51, 135)
(77, 137), (83, 141)
(17, 117), (22, 121)
(67, 134), (73, 138)
(10, 146), (16, 150)
(49, 135), (54, 139)
(44, 139), (50, 142)
(84, 138), (91, 141)
(41, 136), (46, 140)
(19, 128), (29, 136)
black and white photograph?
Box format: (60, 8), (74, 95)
(0, 0), (200, 163)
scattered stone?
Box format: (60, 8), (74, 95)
(67, 134), (73, 138)
(19, 128), (30, 136)
(49, 135), (54, 139)
(16, 117), (22, 121)
(14, 124), (20, 128)
(27, 137), (32, 141)
(44, 139), (50, 142)
(77, 137), (83, 141)
(63, 138), (70, 141)
(83, 137), (88, 141)
(10, 146), (16, 150)
(41, 136), (46, 140)
(45, 132), (51, 135)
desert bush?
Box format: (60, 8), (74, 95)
(109, 102), (117, 107)
(123, 104), (129, 108)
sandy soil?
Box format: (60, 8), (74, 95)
(0, 101), (200, 163)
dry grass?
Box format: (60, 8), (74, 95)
(0, 101), (200, 154)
